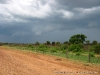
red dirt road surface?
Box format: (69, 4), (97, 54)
(0, 46), (100, 75)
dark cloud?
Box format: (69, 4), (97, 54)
(0, 0), (100, 43)
(57, 0), (100, 8)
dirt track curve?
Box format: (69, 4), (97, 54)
(0, 46), (100, 75)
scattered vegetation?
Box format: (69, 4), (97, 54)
(0, 34), (100, 64)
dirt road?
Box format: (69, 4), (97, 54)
(0, 46), (100, 75)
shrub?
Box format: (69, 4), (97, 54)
(68, 44), (82, 52)
(56, 42), (61, 46)
(60, 45), (68, 50)
(90, 52), (95, 57)
(27, 44), (34, 48)
(89, 46), (94, 52)
(62, 50), (66, 54)
(78, 43), (84, 48)
(50, 49), (57, 53)
(93, 44), (100, 54)
(76, 52), (81, 56)
(38, 44), (47, 53)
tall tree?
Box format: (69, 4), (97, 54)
(69, 34), (87, 44)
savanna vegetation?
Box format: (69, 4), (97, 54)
(0, 34), (100, 64)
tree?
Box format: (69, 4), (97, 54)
(92, 40), (98, 45)
(63, 41), (69, 44)
(56, 42), (61, 46)
(35, 41), (40, 45)
(46, 41), (50, 45)
(52, 42), (55, 46)
(69, 34), (87, 44)
(86, 40), (90, 45)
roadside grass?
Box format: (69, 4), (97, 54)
(3, 45), (100, 64)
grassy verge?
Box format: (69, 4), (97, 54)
(4, 45), (100, 64)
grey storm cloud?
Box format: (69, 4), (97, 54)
(0, 0), (100, 43)
(0, 0), (9, 4)
(57, 0), (100, 8)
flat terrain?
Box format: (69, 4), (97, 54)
(0, 46), (100, 75)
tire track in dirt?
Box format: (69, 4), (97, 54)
(0, 46), (100, 75)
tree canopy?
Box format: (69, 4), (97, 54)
(69, 34), (87, 44)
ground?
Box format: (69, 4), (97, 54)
(0, 46), (100, 75)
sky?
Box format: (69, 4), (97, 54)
(0, 0), (100, 43)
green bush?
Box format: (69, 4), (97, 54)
(38, 44), (48, 53)
(78, 43), (84, 48)
(50, 49), (57, 53)
(76, 52), (81, 56)
(56, 42), (61, 46)
(90, 52), (95, 57)
(27, 44), (34, 48)
(62, 50), (66, 54)
(68, 44), (82, 52)
(89, 46), (94, 52)
(60, 45), (68, 50)
(93, 44), (100, 54)
(54, 47), (62, 51)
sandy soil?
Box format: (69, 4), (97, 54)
(0, 46), (100, 75)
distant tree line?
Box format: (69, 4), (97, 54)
(0, 34), (100, 54)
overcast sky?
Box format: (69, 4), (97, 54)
(0, 0), (100, 43)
